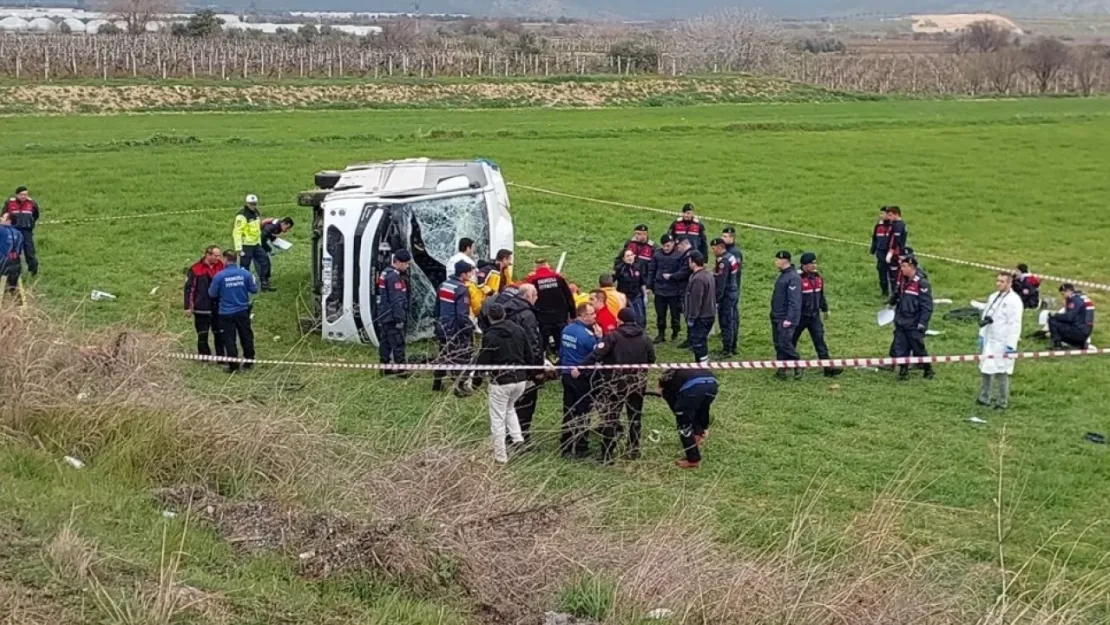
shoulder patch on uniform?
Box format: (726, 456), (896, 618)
(394, 282), (404, 289)
(596, 341), (606, 350)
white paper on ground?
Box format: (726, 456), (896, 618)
(90, 290), (116, 301)
(925, 330), (944, 336)
(63, 456), (85, 469)
(877, 308), (895, 327)
(272, 237), (293, 252)
(935, 298), (953, 305)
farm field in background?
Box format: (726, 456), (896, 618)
(2, 96), (1110, 623)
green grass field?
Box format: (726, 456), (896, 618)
(3, 96), (1110, 623)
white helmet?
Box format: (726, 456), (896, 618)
(245, 194), (259, 204)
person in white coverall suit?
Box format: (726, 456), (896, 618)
(978, 272), (1024, 410)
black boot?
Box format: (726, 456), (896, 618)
(824, 367), (844, 377)
(923, 366), (936, 380)
(654, 332), (666, 344)
(897, 366), (909, 380)
(794, 368), (804, 379)
(671, 329), (680, 342)
(775, 368), (789, 380)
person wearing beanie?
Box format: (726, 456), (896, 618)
(792, 252), (844, 378)
(433, 261), (476, 394)
(571, 304), (656, 464)
(668, 202), (708, 257)
(376, 249), (413, 373)
(711, 238), (741, 357)
(647, 233), (690, 344)
(889, 254), (935, 380)
(5, 186), (39, 275)
(770, 250), (802, 379)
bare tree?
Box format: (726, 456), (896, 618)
(981, 50), (1022, 94)
(1024, 37), (1071, 93)
(674, 8), (781, 73)
(373, 19), (420, 52)
(98, 0), (177, 35)
(953, 20), (1015, 54)
(1072, 45), (1107, 96)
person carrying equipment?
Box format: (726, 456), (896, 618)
(377, 250), (412, 373)
(184, 245), (227, 358)
(647, 234), (690, 344)
(208, 251), (259, 373)
(5, 186), (38, 276)
(1048, 283), (1095, 349)
(258, 217), (295, 291)
(685, 251), (716, 365)
(480, 249), (514, 296)
(658, 367), (718, 470)
(526, 258), (576, 357)
(559, 303), (600, 459)
(615, 248), (647, 325)
(233, 194), (265, 276)
(668, 203), (708, 257)
(889, 254), (935, 380)
(0, 211), (24, 296)
(711, 238), (740, 357)
(572, 308), (656, 464)
(770, 250), (803, 379)
(792, 252), (844, 378)
(433, 261), (475, 394)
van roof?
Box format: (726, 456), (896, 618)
(326, 158), (492, 201)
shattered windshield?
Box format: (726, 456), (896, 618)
(393, 193), (490, 340)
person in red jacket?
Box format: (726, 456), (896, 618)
(184, 245), (227, 358)
(5, 186), (39, 276)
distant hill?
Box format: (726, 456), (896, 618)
(218, 0), (1110, 20)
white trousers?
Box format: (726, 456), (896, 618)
(489, 381), (526, 463)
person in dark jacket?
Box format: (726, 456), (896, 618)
(5, 186), (39, 276)
(572, 308), (656, 464)
(889, 255), (935, 380)
(668, 203), (708, 257)
(615, 249), (647, 325)
(1049, 283), (1095, 349)
(771, 250), (803, 379)
(648, 235), (690, 344)
(377, 250), (412, 374)
(659, 367), (718, 469)
(685, 252), (716, 364)
(869, 207), (893, 296)
(184, 245), (227, 358)
(476, 303), (534, 464)
(792, 252), (844, 377)
(208, 251), (259, 373)
(883, 207), (908, 296)
(0, 211), (24, 296)
(497, 283), (545, 443)
(526, 258), (576, 356)
(257, 217), (294, 291)
(712, 239), (740, 357)
(559, 303), (600, 458)
(615, 224), (655, 276)
(433, 261), (475, 393)
(722, 227), (744, 346)
(1013, 264), (1042, 310)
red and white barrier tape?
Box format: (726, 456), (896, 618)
(39, 203), (299, 226)
(166, 347), (1110, 372)
(507, 182), (1110, 293)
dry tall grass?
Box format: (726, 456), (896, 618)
(3, 300), (1108, 625)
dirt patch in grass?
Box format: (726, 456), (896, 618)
(0, 76), (833, 114)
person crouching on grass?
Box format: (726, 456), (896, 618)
(477, 302), (533, 464)
(659, 367), (718, 470)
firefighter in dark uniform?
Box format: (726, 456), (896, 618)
(889, 254), (935, 380)
(711, 238), (740, 357)
(659, 367), (718, 470)
(1049, 283), (1095, 349)
(5, 186), (39, 276)
(770, 250), (802, 379)
(792, 252), (844, 377)
(572, 308), (656, 465)
(526, 258), (576, 357)
(433, 261), (475, 393)
(377, 250), (412, 374)
(870, 207), (892, 296)
(668, 203), (708, 257)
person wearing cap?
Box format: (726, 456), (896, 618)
(615, 248), (648, 325)
(615, 224), (655, 276)
(232, 194), (265, 278)
(770, 251), (803, 379)
(526, 258), (576, 357)
(0, 210), (25, 296)
(475, 302), (533, 464)
(977, 272), (1024, 410)
(208, 250), (259, 373)
(572, 307), (656, 464)
(376, 250), (412, 373)
(870, 207), (893, 296)
(1048, 283), (1095, 349)
(889, 255), (935, 380)
(1012, 264), (1041, 310)
(711, 238), (740, 357)
(685, 251), (716, 365)
(5, 186), (38, 276)
(793, 253), (844, 377)
(257, 216), (295, 291)
(433, 261), (476, 393)
(658, 367), (718, 470)
(647, 234), (690, 344)
(668, 203), (708, 257)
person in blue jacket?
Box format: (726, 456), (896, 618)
(208, 250), (259, 373)
(0, 211), (25, 296)
(559, 302), (600, 458)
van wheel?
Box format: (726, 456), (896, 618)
(315, 171), (341, 190)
